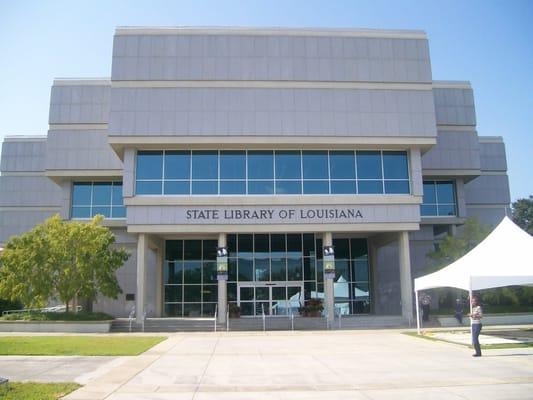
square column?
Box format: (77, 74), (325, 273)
(217, 233), (227, 324)
(136, 233), (147, 324)
(323, 232), (335, 326)
(398, 231), (414, 323)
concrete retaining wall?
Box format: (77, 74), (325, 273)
(0, 321), (112, 333)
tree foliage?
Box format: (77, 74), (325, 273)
(426, 217), (533, 309)
(426, 218), (491, 272)
(0, 215), (129, 310)
(512, 195), (533, 235)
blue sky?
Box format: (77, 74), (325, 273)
(0, 0), (531, 201)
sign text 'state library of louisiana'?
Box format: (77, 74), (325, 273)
(0, 27), (511, 325)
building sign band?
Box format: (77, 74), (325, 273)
(185, 207), (363, 223)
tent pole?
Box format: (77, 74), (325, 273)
(468, 285), (473, 339)
(415, 290), (421, 335)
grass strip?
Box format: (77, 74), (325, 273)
(0, 336), (166, 356)
(0, 382), (80, 400)
(403, 331), (533, 349)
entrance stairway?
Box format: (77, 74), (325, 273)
(111, 315), (407, 332)
(111, 318), (223, 333)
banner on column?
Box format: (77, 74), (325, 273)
(323, 246), (335, 279)
(217, 247), (228, 281)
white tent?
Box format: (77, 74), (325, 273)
(414, 216), (533, 334)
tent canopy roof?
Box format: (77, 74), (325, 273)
(414, 217), (533, 292)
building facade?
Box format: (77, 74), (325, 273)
(0, 27), (510, 324)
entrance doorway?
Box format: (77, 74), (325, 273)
(237, 282), (304, 316)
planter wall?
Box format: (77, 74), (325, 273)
(0, 320), (113, 333)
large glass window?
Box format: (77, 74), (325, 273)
(71, 182), (125, 219)
(421, 180), (456, 216)
(135, 150), (410, 195)
(164, 239), (218, 317)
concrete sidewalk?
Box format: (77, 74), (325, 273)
(0, 355), (122, 384)
(63, 329), (533, 400)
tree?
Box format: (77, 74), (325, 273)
(0, 215), (129, 311)
(426, 218), (491, 272)
(425, 218), (491, 309)
(512, 196), (533, 235)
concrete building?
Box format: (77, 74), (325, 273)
(0, 27), (510, 324)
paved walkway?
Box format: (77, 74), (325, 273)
(0, 355), (121, 384)
(62, 330), (533, 400)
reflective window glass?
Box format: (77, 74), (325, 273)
(72, 183), (92, 205)
(220, 181), (246, 194)
(358, 180), (383, 194)
(276, 180), (301, 194)
(192, 151), (218, 179)
(137, 151), (163, 179)
(436, 182), (455, 204)
(164, 181), (189, 195)
(275, 151), (301, 179)
(330, 151), (356, 179)
(136, 181), (162, 195)
(302, 151), (328, 179)
(421, 204), (437, 216)
(423, 182), (437, 203)
(92, 206), (111, 218)
(192, 181), (217, 195)
(303, 181), (329, 194)
(111, 206), (126, 218)
(72, 207), (90, 218)
(248, 151), (273, 179)
(331, 180), (357, 194)
(165, 151), (190, 179)
(356, 151), (382, 179)
(112, 183), (123, 205)
(92, 183), (112, 205)
(220, 151), (246, 179)
(248, 180), (274, 194)
(438, 204), (456, 216)
(384, 181), (410, 194)
(383, 151), (409, 179)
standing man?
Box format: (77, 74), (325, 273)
(470, 296), (483, 357)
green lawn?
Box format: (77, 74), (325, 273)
(0, 336), (166, 356)
(0, 382), (80, 400)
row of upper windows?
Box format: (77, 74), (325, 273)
(135, 150), (410, 195)
(69, 178), (457, 219)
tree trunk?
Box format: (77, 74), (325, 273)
(65, 301), (69, 313)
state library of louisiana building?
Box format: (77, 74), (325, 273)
(0, 27), (511, 325)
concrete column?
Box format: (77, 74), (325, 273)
(323, 232), (335, 326)
(398, 231), (414, 324)
(217, 233), (227, 324)
(155, 247), (163, 317)
(369, 242), (378, 315)
(136, 233), (147, 323)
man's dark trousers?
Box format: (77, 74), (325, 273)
(472, 323), (482, 356)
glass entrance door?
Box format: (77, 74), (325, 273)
(237, 283), (303, 316)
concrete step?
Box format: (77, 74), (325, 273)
(110, 315), (409, 332)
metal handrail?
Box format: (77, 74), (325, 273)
(226, 310), (229, 332)
(214, 304), (218, 332)
(262, 304), (266, 332)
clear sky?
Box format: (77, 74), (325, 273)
(0, 0), (531, 201)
